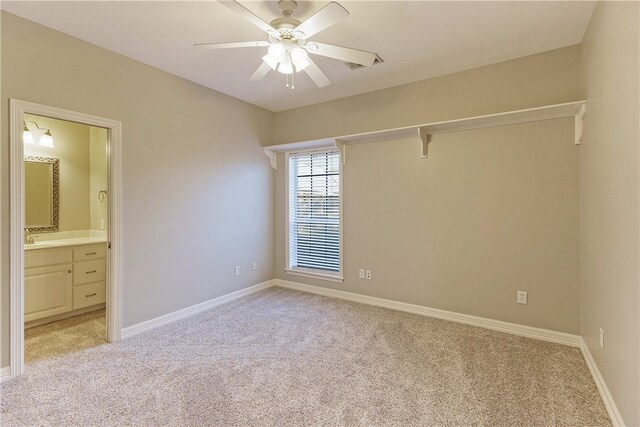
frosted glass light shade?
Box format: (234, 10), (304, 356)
(23, 129), (34, 145)
(39, 131), (54, 148)
(268, 43), (285, 60)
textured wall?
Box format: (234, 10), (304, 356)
(1, 12), (275, 367)
(273, 46), (582, 334)
(580, 2), (640, 425)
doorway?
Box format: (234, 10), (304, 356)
(9, 100), (122, 378)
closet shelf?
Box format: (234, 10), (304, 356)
(264, 100), (587, 169)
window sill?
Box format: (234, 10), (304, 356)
(285, 268), (344, 283)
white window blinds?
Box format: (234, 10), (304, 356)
(288, 150), (341, 274)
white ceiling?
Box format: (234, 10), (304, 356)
(2, 1), (595, 112)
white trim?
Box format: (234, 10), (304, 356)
(264, 100), (588, 157)
(121, 280), (275, 339)
(285, 268), (344, 283)
(9, 99), (123, 379)
(263, 148), (277, 170)
(274, 279), (582, 347)
(285, 149), (344, 280)
(580, 339), (625, 426)
(0, 367), (11, 383)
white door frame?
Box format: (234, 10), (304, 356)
(8, 99), (123, 378)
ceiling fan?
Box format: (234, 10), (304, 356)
(195, 0), (380, 88)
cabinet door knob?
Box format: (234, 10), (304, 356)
(86, 293), (97, 297)
(85, 252), (96, 256)
(86, 270), (97, 274)
(68, 270), (72, 273)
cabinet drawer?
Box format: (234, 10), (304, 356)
(73, 259), (106, 286)
(73, 282), (106, 310)
(73, 244), (106, 262)
(25, 248), (73, 268)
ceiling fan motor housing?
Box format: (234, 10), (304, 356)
(278, 0), (298, 17)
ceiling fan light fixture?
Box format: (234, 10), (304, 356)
(291, 46), (307, 62)
(268, 43), (285, 60)
(290, 47), (309, 71)
(279, 55), (294, 75)
(294, 59), (310, 71)
(262, 54), (280, 70)
(200, 0), (378, 88)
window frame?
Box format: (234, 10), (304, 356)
(285, 148), (344, 283)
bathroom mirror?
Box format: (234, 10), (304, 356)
(25, 156), (59, 232)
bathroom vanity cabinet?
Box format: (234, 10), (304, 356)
(25, 241), (107, 323)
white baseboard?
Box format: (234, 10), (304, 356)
(1, 366), (10, 383)
(580, 339), (625, 426)
(121, 280), (275, 339)
(274, 279), (582, 347)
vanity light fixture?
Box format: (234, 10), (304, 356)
(22, 123), (34, 145)
(22, 121), (54, 148)
(39, 129), (54, 148)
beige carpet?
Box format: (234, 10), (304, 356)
(25, 309), (107, 364)
(1, 288), (610, 426)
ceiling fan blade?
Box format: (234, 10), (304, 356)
(250, 61), (272, 82)
(304, 58), (331, 87)
(194, 41), (270, 50)
(219, 1), (277, 34)
(306, 42), (377, 66)
(294, 2), (349, 39)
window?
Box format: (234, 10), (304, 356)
(287, 149), (342, 282)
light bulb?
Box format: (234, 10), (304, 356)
(278, 54), (294, 74)
(278, 62), (293, 75)
(23, 128), (34, 145)
(268, 43), (285, 60)
(39, 130), (54, 148)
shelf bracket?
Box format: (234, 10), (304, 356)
(334, 139), (346, 165)
(264, 148), (277, 170)
(574, 103), (587, 145)
(419, 127), (430, 159)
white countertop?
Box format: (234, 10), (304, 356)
(24, 237), (107, 251)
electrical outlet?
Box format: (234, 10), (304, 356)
(366, 270), (372, 280)
(252, 261), (257, 271)
(517, 291), (528, 304)
(359, 269), (365, 279)
(234, 266), (240, 276)
(599, 328), (604, 350)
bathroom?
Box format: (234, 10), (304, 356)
(23, 114), (109, 363)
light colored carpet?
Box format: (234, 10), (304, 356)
(1, 288), (609, 426)
(25, 309), (106, 364)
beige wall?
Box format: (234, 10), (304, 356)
(273, 46), (582, 334)
(580, 2), (640, 425)
(24, 114), (91, 232)
(1, 12), (275, 367)
(89, 126), (108, 231)
(274, 46), (581, 145)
